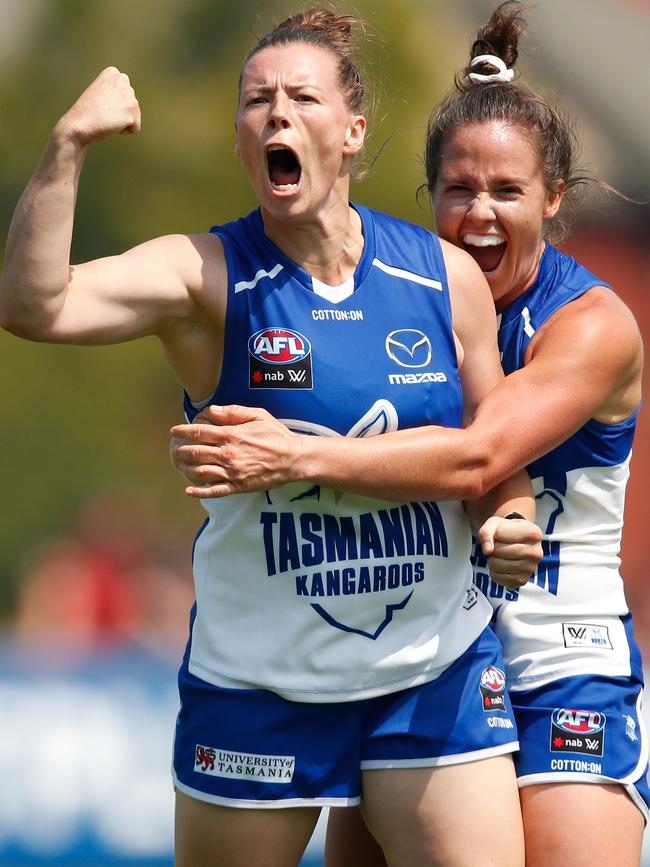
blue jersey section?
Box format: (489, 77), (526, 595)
(498, 243), (635, 496)
(184, 204), (463, 436)
(183, 205), (491, 701)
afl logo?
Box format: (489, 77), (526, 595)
(249, 328), (311, 365)
(551, 708), (605, 735)
(385, 329), (432, 368)
(480, 666), (506, 692)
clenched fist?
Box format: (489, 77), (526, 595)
(56, 66), (141, 146)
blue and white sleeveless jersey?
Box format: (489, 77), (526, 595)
(185, 204), (491, 702)
(472, 244), (640, 690)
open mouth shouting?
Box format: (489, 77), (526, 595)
(267, 145), (302, 193)
(461, 233), (506, 274)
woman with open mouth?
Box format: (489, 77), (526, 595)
(172, 3), (648, 866)
(0, 5), (546, 867)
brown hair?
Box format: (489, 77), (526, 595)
(425, 1), (592, 242)
(241, 7), (368, 115)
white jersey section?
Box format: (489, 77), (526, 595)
(190, 484), (490, 702)
(494, 459), (633, 691)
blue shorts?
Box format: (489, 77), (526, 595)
(172, 626), (518, 808)
(512, 673), (650, 820)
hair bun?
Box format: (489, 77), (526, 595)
(460, 0), (526, 89)
(467, 54), (514, 84)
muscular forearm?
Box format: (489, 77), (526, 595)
(299, 371), (543, 503)
(298, 424), (489, 501)
(0, 122), (87, 336)
(173, 399), (533, 503)
(174, 368), (555, 504)
(1, 68), (141, 340)
(463, 468), (535, 530)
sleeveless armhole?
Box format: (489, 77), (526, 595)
(428, 233), (452, 324)
(583, 405), (640, 444)
(427, 232), (459, 376)
(182, 227), (232, 422)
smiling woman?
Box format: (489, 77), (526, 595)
(0, 6), (545, 867)
(423, 23), (585, 312)
(432, 120), (562, 309)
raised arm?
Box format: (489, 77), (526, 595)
(0, 68), (221, 357)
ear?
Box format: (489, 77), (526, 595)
(343, 114), (366, 157)
(543, 179), (565, 220)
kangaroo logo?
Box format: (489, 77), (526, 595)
(265, 399), (399, 508)
(264, 400), (436, 640)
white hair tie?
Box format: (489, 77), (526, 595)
(468, 54), (514, 84)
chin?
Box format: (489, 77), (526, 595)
(262, 197), (308, 224)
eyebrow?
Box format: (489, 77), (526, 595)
(242, 80), (322, 92)
(493, 176), (528, 186)
(440, 172), (529, 187)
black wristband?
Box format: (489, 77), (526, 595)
(504, 511), (525, 520)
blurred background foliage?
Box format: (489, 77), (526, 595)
(0, 0), (648, 631)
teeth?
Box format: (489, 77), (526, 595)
(462, 234), (505, 247)
(272, 182), (298, 190)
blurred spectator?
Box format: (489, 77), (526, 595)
(13, 488), (194, 659)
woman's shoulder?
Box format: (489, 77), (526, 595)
(355, 203), (437, 242)
(541, 243), (611, 295)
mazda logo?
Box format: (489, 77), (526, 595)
(385, 329), (432, 368)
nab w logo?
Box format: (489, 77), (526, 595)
(249, 326), (313, 390)
(567, 626), (586, 640)
(479, 665), (506, 713)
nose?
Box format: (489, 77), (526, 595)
(268, 93), (291, 130)
(467, 192), (496, 221)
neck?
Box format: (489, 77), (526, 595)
(261, 195), (364, 286)
(495, 239), (547, 313)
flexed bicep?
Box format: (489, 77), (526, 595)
(47, 234), (211, 344)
